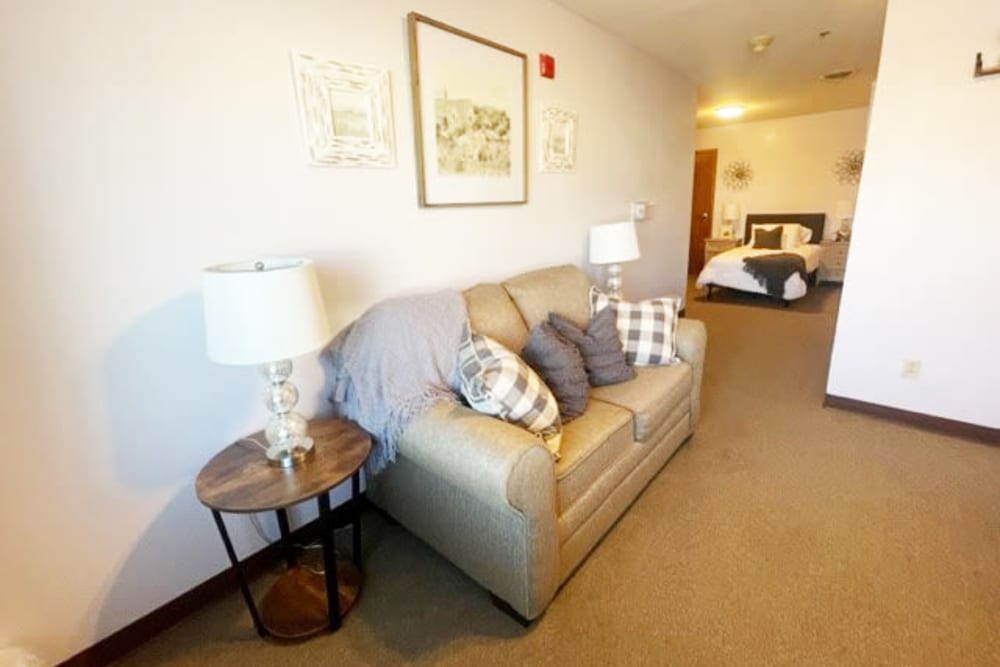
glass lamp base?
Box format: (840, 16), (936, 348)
(266, 436), (315, 469)
(605, 264), (624, 299)
(259, 360), (315, 469)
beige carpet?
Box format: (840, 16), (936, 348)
(116, 283), (1000, 666)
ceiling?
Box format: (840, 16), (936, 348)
(552, 0), (888, 127)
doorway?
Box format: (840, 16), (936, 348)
(688, 149), (717, 275)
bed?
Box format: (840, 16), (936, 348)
(696, 213), (826, 305)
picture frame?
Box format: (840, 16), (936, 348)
(289, 51), (395, 167)
(407, 13), (527, 207)
(540, 107), (577, 173)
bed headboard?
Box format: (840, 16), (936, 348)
(743, 213), (826, 245)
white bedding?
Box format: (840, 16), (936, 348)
(696, 244), (822, 300)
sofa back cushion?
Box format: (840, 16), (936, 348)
(502, 265), (592, 330)
(463, 283), (531, 353)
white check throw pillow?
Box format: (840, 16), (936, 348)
(589, 287), (681, 366)
(457, 325), (562, 456)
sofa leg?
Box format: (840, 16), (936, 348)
(490, 594), (534, 628)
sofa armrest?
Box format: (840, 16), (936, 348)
(397, 402), (557, 516)
(388, 402), (560, 619)
(676, 318), (707, 426)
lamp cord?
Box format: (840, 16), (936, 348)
(235, 436), (268, 452)
(233, 437), (330, 571)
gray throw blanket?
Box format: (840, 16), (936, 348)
(742, 253), (807, 299)
(326, 290), (467, 475)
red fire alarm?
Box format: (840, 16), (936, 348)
(539, 53), (555, 79)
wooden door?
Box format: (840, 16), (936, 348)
(688, 149), (717, 275)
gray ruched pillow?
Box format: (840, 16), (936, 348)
(549, 309), (635, 386)
(521, 322), (590, 421)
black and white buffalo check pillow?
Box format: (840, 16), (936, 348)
(589, 287), (681, 366)
(457, 325), (562, 457)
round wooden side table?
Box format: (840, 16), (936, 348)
(196, 418), (371, 640)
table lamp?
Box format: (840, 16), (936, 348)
(589, 221), (640, 298)
(721, 203), (739, 239)
(835, 200), (853, 240)
(202, 258), (333, 468)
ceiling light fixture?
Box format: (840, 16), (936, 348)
(714, 105), (745, 120)
(748, 35), (774, 53)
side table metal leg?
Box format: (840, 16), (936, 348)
(317, 492), (342, 631)
(211, 510), (267, 638)
(275, 509), (298, 568)
(351, 472), (362, 567)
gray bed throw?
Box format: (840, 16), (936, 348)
(742, 253), (807, 299)
(326, 290), (467, 475)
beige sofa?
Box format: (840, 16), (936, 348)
(368, 265), (707, 621)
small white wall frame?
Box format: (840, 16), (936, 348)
(540, 107), (577, 173)
(289, 51), (395, 167)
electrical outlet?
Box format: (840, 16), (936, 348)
(901, 359), (921, 379)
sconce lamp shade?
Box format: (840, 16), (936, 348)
(835, 200), (854, 220)
(589, 221), (640, 265)
(202, 258), (332, 365)
(722, 203), (740, 221)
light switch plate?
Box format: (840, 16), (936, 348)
(630, 201), (649, 221)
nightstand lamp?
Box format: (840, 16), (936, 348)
(835, 200), (853, 240)
(721, 203), (740, 238)
(589, 221), (640, 298)
(202, 258), (332, 469)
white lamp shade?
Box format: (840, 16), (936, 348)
(589, 221), (640, 265)
(835, 200), (854, 220)
(202, 258), (332, 365)
(722, 203), (740, 221)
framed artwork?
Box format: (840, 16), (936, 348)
(289, 51), (395, 167)
(540, 107), (577, 173)
(407, 13), (527, 207)
(833, 149), (864, 185)
(722, 160), (753, 190)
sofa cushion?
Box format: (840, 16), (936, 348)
(589, 363), (693, 442)
(590, 287), (682, 367)
(502, 265), (592, 329)
(457, 328), (562, 457)
(549, 310), (635, 386)
(554, 399), (633, 512)
(464, 283), (529, 353)
(521, 322), (590, 421)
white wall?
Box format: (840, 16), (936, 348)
(0, 1), (695, 662)
(826, 0), (1000, 428)
(695, 108), (869, 239)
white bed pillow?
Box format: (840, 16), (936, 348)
(748, 223), (812, 249)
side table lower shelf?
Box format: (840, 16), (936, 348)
(259, 562), (363, 640)
(208, 475), (364, 640)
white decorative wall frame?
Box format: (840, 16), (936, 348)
(540, 107), (577, 173)
(289, 51), (395, 167)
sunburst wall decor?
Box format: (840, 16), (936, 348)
(722, 160), (753, 190)
(834, 149), (864, 185)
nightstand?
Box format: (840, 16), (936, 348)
(196, 418), (371, 640)
(818, 240), (850, 283)
(704, 237), (739, 265)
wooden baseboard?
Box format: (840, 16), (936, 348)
(59, 500), (364, 667)
(824, 394), (999, 445)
